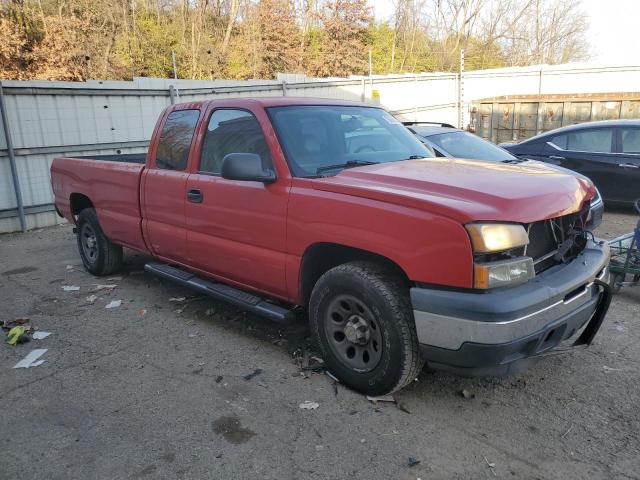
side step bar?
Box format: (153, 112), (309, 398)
(144, 262), (295, 324)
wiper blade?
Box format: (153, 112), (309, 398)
(406, 155), (427, 159)
(316, 160), (378, 175)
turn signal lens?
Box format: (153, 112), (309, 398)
(474, 257), (535, 289)
(466, 223), (529, 253)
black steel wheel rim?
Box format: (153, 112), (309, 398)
(80, 223), (98, 263)
(324, 294), (383, 372)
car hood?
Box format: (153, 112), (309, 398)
(311, 158), (595, 224)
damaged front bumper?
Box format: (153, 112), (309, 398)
(411, 239), (611, 376)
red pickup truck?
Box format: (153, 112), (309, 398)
(51, 97), (611, 395)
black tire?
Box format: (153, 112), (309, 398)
(76, 208), (123, 276)
(309, 261), (423, 396)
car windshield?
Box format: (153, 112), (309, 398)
(267, 105), (432, 177)
(427, 131), (516, 161)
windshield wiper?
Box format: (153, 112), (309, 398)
(406, 155), (427, 160)
(316, 160), (379, 175)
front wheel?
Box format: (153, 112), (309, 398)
(309, 262), (423, 396)
(76, 208), (123, 276)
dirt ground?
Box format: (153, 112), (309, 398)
(1, 210), (639, 480)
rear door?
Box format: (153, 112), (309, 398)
(615, 127), (640, 203)
(184, 107), (289, 298)
(142, 108), (200, 262)
(545, 127), (622, 202)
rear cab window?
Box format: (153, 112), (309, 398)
(155, 109), (200, 170)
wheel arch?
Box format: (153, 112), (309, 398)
(69, 193), (94, 217)
(299, 242), (411, 306)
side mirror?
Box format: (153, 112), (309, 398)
(221, 153), (276, 183)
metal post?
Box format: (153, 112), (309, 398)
(0, 81), (26, 232)
(368, 49), (373, 100)
(458, 49), (465, 129)
(414, 75), (419, 121)
(282, 79), (287, 96)
(169, 85), (176, 105)
(361, 78), (365, 102)
(538, 67), (543, 96)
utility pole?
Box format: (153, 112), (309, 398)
(458, 49), (465, 129)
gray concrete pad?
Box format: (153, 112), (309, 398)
(1, 210), (639, 480)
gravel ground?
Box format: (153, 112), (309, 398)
(1, 210), (639, 480)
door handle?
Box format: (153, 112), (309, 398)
(618, 163), (639, 169)
(187, 188), (203, 203)
(549, 155), (565, 160)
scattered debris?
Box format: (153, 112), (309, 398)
(6, 326), (30, 345)
(331, 380), (338, 396)
(561, 425), (574, 438)
(460, 389), (475, 399)
(603, 365), (621, 372)
(62, 285), (80, 291)
(32, 331), (51, 340)
(215, 375), (224, 384)
(243, 368), (263, 381)
(92, 284), (117, 291)
(325, 371), (339, 382)
(367, 394), (396, 403)
(396, 402), (412, 414)
(188, 332), (198, 338)
(483, 456), (497, 476)
(105, 300), (122, 309)
(106, 277), (123, 281)
(301, 355), (325, 373)
(205, 308), (216, 316)
(407, 457), (421, 468)
(13, 349), (48, 368)
(85, 294), (98, 304)
(299, 401), (320, 410)
(169, 297), (186, 303)
(66, 265), (74, 271)
(137, 308), (147, 317)
(1, 317), (30, 330)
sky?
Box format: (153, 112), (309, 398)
(370, 0), (640, 65)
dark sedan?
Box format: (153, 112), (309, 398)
(405, 121), (603, 228)
(501, 120), (640, 206)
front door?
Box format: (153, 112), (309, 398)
(142, 108), (200, 262)
(184, 108), (289, 298)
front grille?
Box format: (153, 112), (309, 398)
(524, 207), (590, 274)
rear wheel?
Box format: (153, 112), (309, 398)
(309, 261), (423, 396)
(76, 208), (123, 276)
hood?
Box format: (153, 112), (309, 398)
(311, 158), (595, 224)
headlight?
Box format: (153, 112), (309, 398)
(465, 223), (529, 253)
(474, 257), (535, 289)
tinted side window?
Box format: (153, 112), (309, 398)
(550, 134), (568, 150)
(621, 128), (640, 153)
(200, 109), (271, 174)
(567, 128), (613, 153)
(155, 110), (200, 170)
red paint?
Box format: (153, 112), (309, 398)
(51, 97), (597, 304)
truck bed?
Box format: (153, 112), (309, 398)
(51, 156), (148, 253)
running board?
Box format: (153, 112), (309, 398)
(144, 262), (295, 324)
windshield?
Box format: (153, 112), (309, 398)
(427, 131), (516, 161)
(267, 105), (433, 177)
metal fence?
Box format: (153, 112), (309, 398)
(2, 63), (640, 233)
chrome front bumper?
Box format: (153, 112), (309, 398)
(411, 239), (610, 372)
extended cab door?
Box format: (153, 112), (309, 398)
(184, 107), (290, 299)
(142, 108), (201, 262)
